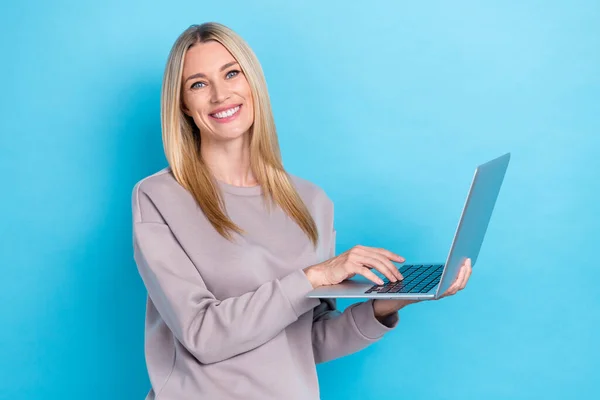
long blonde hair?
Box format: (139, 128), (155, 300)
(161, 22), (319, 247)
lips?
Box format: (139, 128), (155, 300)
(209, 104), (242, 118)
(208, 104), (243, 123)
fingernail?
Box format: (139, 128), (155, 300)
(378, 279), (384, 285)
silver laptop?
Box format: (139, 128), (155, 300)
(307, 152), (511, 300)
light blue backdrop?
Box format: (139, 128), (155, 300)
(1, 0), (598, 398)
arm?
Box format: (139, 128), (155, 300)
(310, 230), (400, 364)
(311, 298), (399, 364)
(133, 190), (320, 365)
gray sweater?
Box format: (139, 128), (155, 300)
(131, 168), (399, 399)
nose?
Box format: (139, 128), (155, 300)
(210, 80), (230, 104)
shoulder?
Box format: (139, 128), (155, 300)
(289, 173), (336, 236)
(288, 173), (333, 209)
(131, 166), (184, 223)
(133, 166), (178, 194)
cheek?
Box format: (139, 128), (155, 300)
(241, 87), (254, 117)
(245, 97), (254, 116)
(182, 95), (196, 116)
(185, 96), (209, 122)
(237, 80), (253, 108)
(244, 98), (254, 126)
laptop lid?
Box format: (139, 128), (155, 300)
(435, 153), (511, 298)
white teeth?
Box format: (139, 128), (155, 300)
(212, 106), (240, 119)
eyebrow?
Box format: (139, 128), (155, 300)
(184, 61), (239, 83)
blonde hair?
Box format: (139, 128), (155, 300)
(161, 22), (319, 247)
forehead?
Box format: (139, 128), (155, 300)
(183, 40), (236, 75)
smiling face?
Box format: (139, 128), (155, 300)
(181, 40), (254, 142)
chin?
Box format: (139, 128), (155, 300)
(216, 128), (251, 141)
(216, 122), (253, 137)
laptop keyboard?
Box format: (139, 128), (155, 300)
(365, 264), (444, 294)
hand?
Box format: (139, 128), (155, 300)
(303, 245), (405, 288)
(372, 258), (473, 320)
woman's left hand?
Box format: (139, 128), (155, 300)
(372, 258), (473, 320)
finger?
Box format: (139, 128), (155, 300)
(457, 259), (470, 289)
(356, 245), (405, 264)
(368, 251), (404, 281)
(355, 266), (385, 286)
(444, 262), (467, 297)
(351, 249), (398, 282)
(442, 281), (458, 298)
(444, 284), (458, 298)
(355, 246), (404, 280)
(458, 259), (472, 290)
(358, 255), (397, 282)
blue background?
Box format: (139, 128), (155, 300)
(1, 0), (598, 398)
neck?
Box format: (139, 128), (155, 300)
(200, 132), (258, 187)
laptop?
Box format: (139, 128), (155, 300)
(307, 152), (511, 300)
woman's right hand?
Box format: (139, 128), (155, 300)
(303, 245), (405, 288)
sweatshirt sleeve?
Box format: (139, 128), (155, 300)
(133, 220), (321, 365)
(311, 229), (400, 364)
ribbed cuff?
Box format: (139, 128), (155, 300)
(350, 299), (399, 340)
(279, 269), (321, 317)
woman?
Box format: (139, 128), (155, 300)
(132, 22), (472, 400)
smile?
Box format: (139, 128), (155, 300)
(209, 105), (241, 121)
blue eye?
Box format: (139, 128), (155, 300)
(190, 70), (240, 90)
(191, 81), (206, 89)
